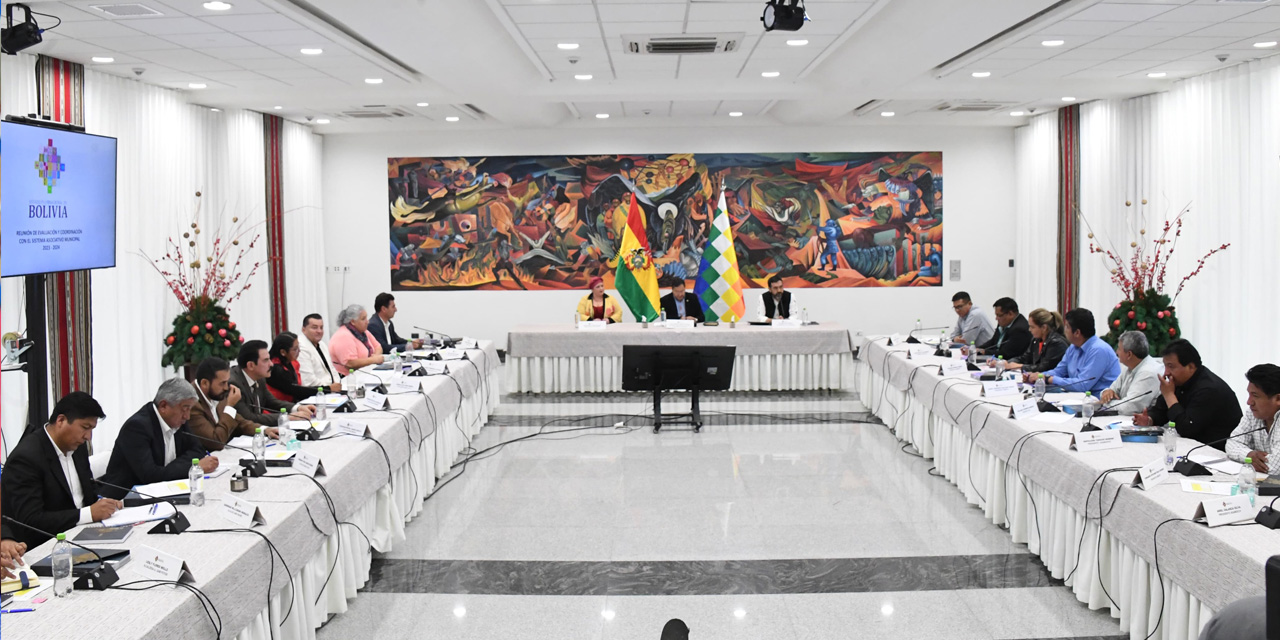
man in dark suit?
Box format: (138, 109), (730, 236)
(190, 356), (277, 450)
(368, 292), (422, 353)
(1134, 339), (1243, 444)
(1, 392), (124, 547)
(229, 340), (313, 428)
(762, 275), (792, 321)
(660, 281), (706, 323)
(100, 379), (219, 499)
(976, 297), (1033, 361)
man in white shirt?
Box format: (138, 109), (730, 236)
(297, 313), (342, 389)
(949, 291), (996, 346)
(0, 392), (124, 548)
(1099, 331), (1163, 415)
(1226, 363), (1280, 473)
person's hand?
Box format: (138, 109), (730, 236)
(960, 346), (970, 356)
(374, 355), (386, 364)
(411, 339), (424, 350)
(1249, 451), (1270, 473)
(1159, 373), (1177, 399)
(1099, 389), (1118, 404)
(329, 381), (343, 392)
(226, 384), (242, 408)
(684, 316), (696, 321)
(1, 554), (16, 580)
(1022, 371), (1037, 384)
(1, 539), (27, 566)
(265, 427), (280, 440)
(89, 497), (123, 522)
(1133, 410), (1152, 427)
(295, 404), (316, 418)
(1005, 362), (1023, 371)
(199, 456), (219, 473)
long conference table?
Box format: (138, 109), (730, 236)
(856, 335), (1271, 640)
(7, 341), (500, 640)
(507, 322), (855, 393)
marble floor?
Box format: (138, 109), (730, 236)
(318, 387), (1125, 640)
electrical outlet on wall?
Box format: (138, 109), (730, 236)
(949, 260), (961, 281)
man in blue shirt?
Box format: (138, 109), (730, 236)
(1024, 308), (1120, 394)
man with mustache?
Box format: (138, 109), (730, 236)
(188, 356), (277, 450)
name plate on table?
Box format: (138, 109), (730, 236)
(333, 419), (370, 438)
(219, 495), (267, 528)
(437, 348), (466, 361)
(771, 319), (803, 328)
(420, 361), (449, 376)
(663, 319), (696, 329)
(1193, 494), (1255, 527)
(1010, 398), (1040, 420)
(363, 389), (390, 410)
(458, 338), (478, 350)
(1131, 458), (1169, 491)
(941, 361), (969, 378)
(292, 450), (325, 477)
(982, 380), (1020, 398)
(136, 545), (195, 584)
(1069, 429), (1123, 452)
(577, 321), (607, 331)
(389, 377), (421, 395)
(908, 346), (936, 359)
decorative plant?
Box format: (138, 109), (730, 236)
(142, 192), (262, 369)
(1084, 201), (1229, 354)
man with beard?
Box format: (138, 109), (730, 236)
(188, 356), (277, 451)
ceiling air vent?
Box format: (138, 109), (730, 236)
(89, 3), (164, 17)
(932, 100), (1014, 113)
(624, 33), (743, 55)
(341, 108), (412, 119)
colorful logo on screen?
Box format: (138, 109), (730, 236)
(35, 138), (66, 194)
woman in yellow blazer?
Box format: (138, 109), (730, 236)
(576, 276), (622, 323)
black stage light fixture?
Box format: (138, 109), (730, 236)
(2, 4), (43, 55)
(761, 0), (807, 32)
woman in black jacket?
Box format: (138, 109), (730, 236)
(266, 332), (323, 402)
(1005, 308), (1069, 374)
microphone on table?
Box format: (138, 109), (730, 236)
(346, 367), (389, 394)
(185, 431), (268, 477)
(414, 326), (458, 348)
(1079, 390), (1155, 431)
(1173, 423), (1271, 477)
(93, 477), (191, 534)
(1, 515), (119, 590)
(906, 325), (952, 345)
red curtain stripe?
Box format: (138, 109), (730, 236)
(263, 114), (288, 335)
(1057, 105), (1081, 313)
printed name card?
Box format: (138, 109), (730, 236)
(982, 380), (1020, 398)
(908, 346), (936, 359)
(577, 321), (607, 331)
(458, 338), (478, 350)
(1193, 494), (1255, 527)
(1010, 398), (1040, 420)
(437, 348), (466, 361)
(941, 361), (969, 378)
(390, 377), (421, 395)
(363, 389), (389, 410)
(663, 319), (696, 329)
(333, 419), (370, 438)
(1131, 458), (1169, 491)
(1069, 429), (1123, 452)
(772, 319), (803, 328)
(420, 361), (449, 376)
(219, 495), (267, 528)
(136, 545), (195, 584)
(292, 450), (325, 477)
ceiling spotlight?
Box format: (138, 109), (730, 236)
(595, 113), (609, 119)
(315, 118), (330, 124)
(880, 111), (895, 117)
(365, 78), (383, 84)
(416, 102), (429, 107)
(574, 74), (593, 80)
(300, 48), (323, 55)
(881, 603), (895, 617)
(273, 105), (283, 110)
(203, 1), (232, 10)
(971, 71), (991, 78)
(761, 0), (807, 32)
(1061, 96), (1076, 102)
(1147, 72), (1167, 78)
(761, 71), (780, 78)
(733, 608), (747, 619)
(557, 43), (579, 50)
(1255, 41), (1278, 49)
(1010, 111), (1025, 116)
(445, 116), (460, 122)
(452, 605), (466, 618)
(91, 56), (115, 63)
(188, 82), (207, 89)
(0, 4), (43, 54)
(601, 609), (616, 621)
(728, 111), (743, 117)
(210, 108), (221, 112)
(1041, 39), (1065, 47)
(786, 39), (808, 46)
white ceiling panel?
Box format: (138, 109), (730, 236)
(196, 69), (276, 82)
(678, 56), (747, 78)
(1068, 4), (1178, 22)
(51, 20), (146, 38)
(1038, 20), (1134, 37)
(239, 30), (340, 46)
(1087, 34), (1175, 49)
(150, 0), (279, 16)
(623, 101), (672, 117)
(198, 13), (306, 32)
(80, 35), (184, 52)
(669, 100), (720, 117)
(231, 57), (310, 71)
(601, 22), (686, 38)
(1146, 35), (1240, 50)
(518, 22), (606, 38)
(162, 32), (258, 48)
(597, 3), (688, 22)
(1051, 47), (1136, 61)
(1009, 59), (1101, 77)
(1234, 7), (1280, 24)
(1149, 4), (1263, 23)
(505, 4), (600, 23)
(1189, 22), (1279, 38)
(124, 17), (223, 35)
(193, 45), (281, 60)
(1113, 21), (1202, 37)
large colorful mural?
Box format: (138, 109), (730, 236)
(387, 152), (943, 291)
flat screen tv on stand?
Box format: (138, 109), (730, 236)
(621, 345), (735, 433)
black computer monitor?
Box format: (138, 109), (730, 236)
(621, 345), (736, 392)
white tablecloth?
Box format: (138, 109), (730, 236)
(507, 323), (855, 392)
(856, 336), (1268, 640)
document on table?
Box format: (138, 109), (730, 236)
(101, 502), (177, 527)
(1188, 452), (1244, 475)
(131, 479), (191, 498)
(299, 393), (348, 408)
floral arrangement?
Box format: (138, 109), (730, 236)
(1085, 201), (1229, 354)
(143, 192), (262, 369)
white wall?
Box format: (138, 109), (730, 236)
(321, 124), (1018, 347)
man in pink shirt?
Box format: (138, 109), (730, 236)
(328, 304), (386, 376)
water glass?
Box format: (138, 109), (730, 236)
(1162, 427), (1178, 470)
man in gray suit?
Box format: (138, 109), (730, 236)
(229, 340), (315, 427)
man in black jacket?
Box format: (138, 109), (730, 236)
(368, 292), (422, 353)
(976, 297), (1033, 361)
(229, 340), (313, 428)
(100, 379), (219, 499)
(762, 275), (792, 321)
(660, 281), (706, 323)
(1134, 339), (1243, 444)
(1, 392), (124, 547)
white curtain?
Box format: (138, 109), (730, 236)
(281, 122), (329, 333)
(1013, 112), (1059, 311)
(1076, 57), (1280, 393)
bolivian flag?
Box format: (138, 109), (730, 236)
(614, 192), (661, 322)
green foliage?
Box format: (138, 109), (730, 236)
(160, 296), (244, 369)
(1102, 289), (1181, 355)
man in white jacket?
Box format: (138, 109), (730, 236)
(297, 313), (342, 390)
(1099, 331), (1162, 415)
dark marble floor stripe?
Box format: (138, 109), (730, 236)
(485, 411), (876, 427)
(364, 554), (1054, 596)
(1006, 636), (1128, 640)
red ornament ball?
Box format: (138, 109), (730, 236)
(186, 337), (195, 345)
(239, 336), (245, 342)
(224, 339), (232, 347)
(1115, 303), (1122, 310)
(1127, 311), (1135, 319)
(218, 329), (228, 337)
(166, 336), (175, 345)
(229, 321), (237, 329)
(1166, 309), (1173, 316)
(1156, 311), (1165, 319)
(1168, 327), (1177, 336)
(1113, 319), (1121, 327)
(205, 322), (214, 330)
(190, 325), (200, 335)
(1138, 322), (1147, 330)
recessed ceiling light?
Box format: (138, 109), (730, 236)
(300, 48), (323, 55)
(595, 113), (609, 119)
(452, 606), (466, 618)
(203, 1), (232, 10)
(761, 71), (780, 78)
(574, 74), (593, 80)
(91, 56), (114, 63)
(1041, 39), (1065, 47)
(416, 102), (429, 107)
(210, 108), (221, 112)
(315, 119), (330, 124)
(880, 111), (895, 117)
(728, 111), (743, 117)
(1010, 111), (1025, 116)
(273, 105), (283, 110)
(1255, 41), (1278, 49)
(971, 71), (991, 78)
(733, 608), (746, 619)
(445, 116), (459, 122)
(1061, 96), (1076, 102)
(188, 83), (207, 89)
(365, 78), (383, 84)
(786, 39), (808, 46)
(1147, 72), (1167, 78)
(557, 43), (579, 50)
(601, 610), (616, 621)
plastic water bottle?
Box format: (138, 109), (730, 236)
(802, 307), (809, 324)
(915, 318), (923, 333)
(315, 387), (327, 421)
(1081, 391), (1095, 422)
(993, 356), (1006, 378)
(573, 312), (579, 326)
(253, 426), (267, 460)
(1162, 423), (1178, 470)
(1034, 374), (1046, 399)
(52, 533), (74, 597)
(966, 342), (977, 366)
(660, 309), (667, 323)
(939, 330), (948, 349)
(189, 458), (205, 507)
(1239, 458), (1258, 505)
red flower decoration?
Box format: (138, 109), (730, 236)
(218, 329), (228, 337)
(187, 337), (195, 345)
(191, 325), (201, 335)
(224, 339), (232, 347)
(166, 336), (175, 345)
(1127, 311), (1135, 319)
(205, 322), (214, 330)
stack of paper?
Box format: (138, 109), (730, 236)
(131, 479), (191, 498)
(101, 502), (177, 527)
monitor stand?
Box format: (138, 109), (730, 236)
(652, 370), (703, 434)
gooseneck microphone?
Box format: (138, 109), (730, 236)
(1173, 423), (1271, 476)
(414, 325), (457, 347)
(93, 477), (191, 534)
(1079, 390), (1155, 431)
(1, 514), (119, 590)
(906, 325), (952, 345)
(184, 430), (268, 478)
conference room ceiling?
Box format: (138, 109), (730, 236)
(12, 0), (1280, 132)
